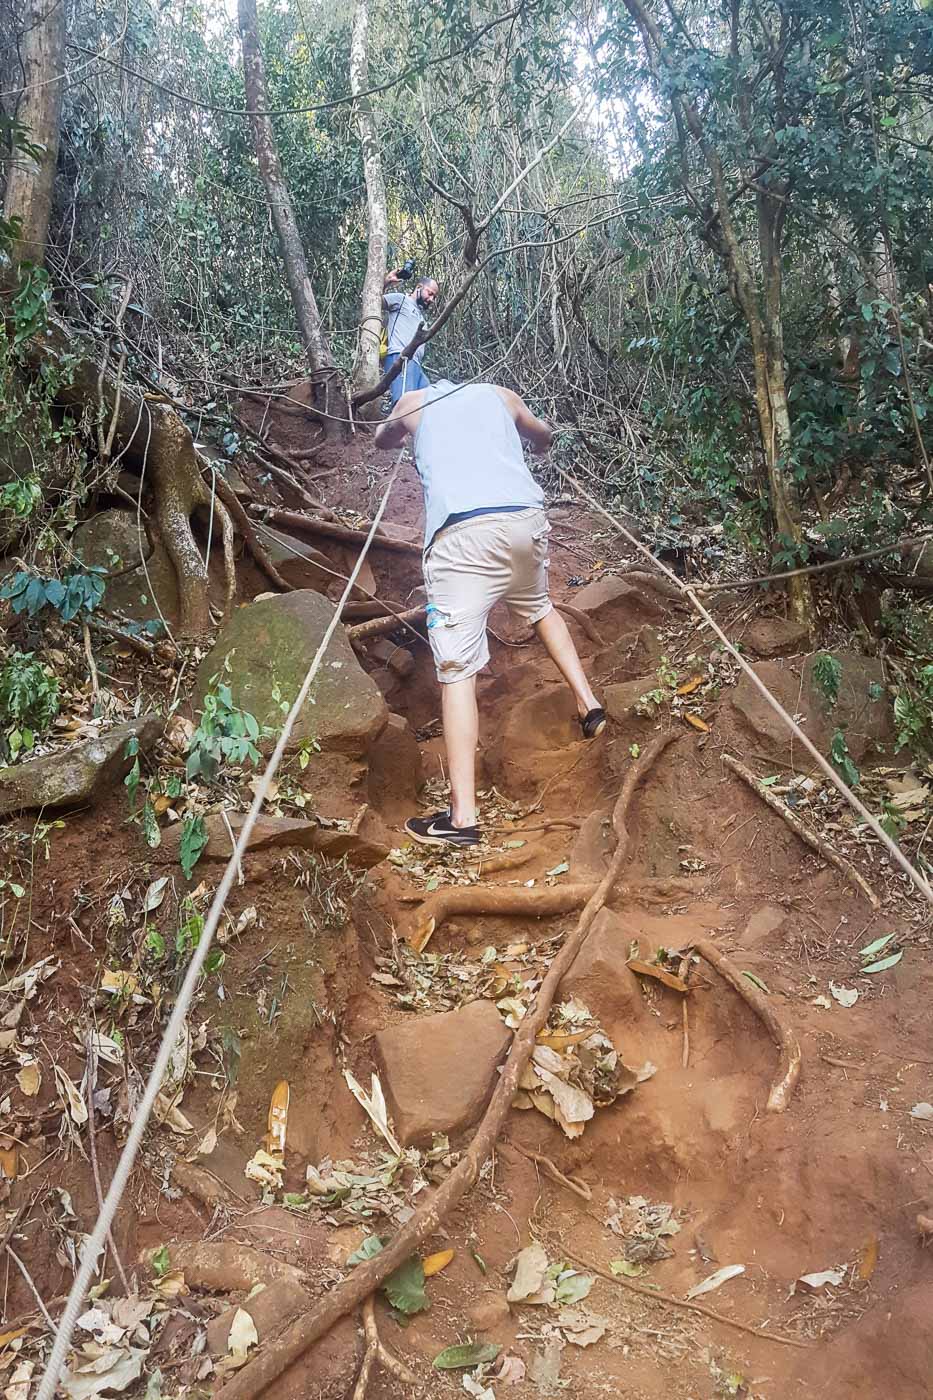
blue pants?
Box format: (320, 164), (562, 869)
(384, 353), (429, 403)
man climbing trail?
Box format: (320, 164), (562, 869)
(382, 268), (439, 403)
(374, 380), (606, 850)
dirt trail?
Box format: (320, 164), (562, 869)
(4, 439), (933, 1400)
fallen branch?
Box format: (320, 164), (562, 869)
(251, 506), (421, 555)
(347, 605), (427, 644)
(553, 602), (605, 647)
(215, 732), (678, 1400)
(564, 1250), (812, 1349)
(351, 1296), (417, 1400)
(691, 937), (801, 1112)
(723, 753), (880, 908)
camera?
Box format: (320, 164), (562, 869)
(397, 259), (416, 281)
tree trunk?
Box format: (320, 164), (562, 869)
(349, 0), (388, 412)
(21, 313), (235, 635)
(2, 0), (65, 268)
(237, 0), (334, 381)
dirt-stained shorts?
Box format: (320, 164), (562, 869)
(423, 507), (553, 683)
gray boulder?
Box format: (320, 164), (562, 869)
(193, 591), (387, 757)
(72, 509), (180, 625)
(0, 715), (162, 816)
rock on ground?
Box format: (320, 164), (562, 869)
(558, 908), (654, 1052)
(158, 811), (388, 868)
(367, 713), (425, 824)
(740, 616), (810, 659)
(572, 574), (666, 631)
(0, 714), (162, 816)
(72, 508), (180, 624)
(730, 650), (892, 764)
(373, 999), (511, 1146)
(194, 591), (387, 756)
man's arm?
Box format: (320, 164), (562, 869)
(494, 387), (554, 454)
(373, 390), (422, 450)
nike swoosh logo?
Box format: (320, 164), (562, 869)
(426, 822), (451, 836)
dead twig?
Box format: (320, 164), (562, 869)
(691, 937), (801, 1112)
(350, 1295), (417, 1400)
(723, 753), (880, 908)
(564, 1250), (812, 1349)
(509, 1142), (592, 1201)
(215, 733), (678, 1400)
(86, 1037), (130, 1293)
(251, 507), (421, 556)
(347, 606), (426, 643)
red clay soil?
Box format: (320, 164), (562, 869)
(3, 421), (933, 1400)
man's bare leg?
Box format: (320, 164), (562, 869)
(442, 675), (479, 827)
(534, 608), (601, 717)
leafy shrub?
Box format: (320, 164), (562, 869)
(1, 569), (105, 622)
(0, 651), (60, 761)
(186, 659), (270, 783)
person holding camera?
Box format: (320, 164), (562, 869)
(374, 378), (606, 850)
(382, 265), (439, 403)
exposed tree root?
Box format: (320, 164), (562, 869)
(508, 1142), (592, 1200)
(24, 312), (235, 635)
(691, 937), (802, 1112)
(723, 753), (880, 907)
(350, 1296), (417, 1400)
(553, 602), (605, 646)
(405, 883), (601, 953)
(251, 506), (421, 555)
(210, 470), (292, 593)
(215, 732), (678, 1400)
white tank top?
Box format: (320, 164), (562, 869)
(412, 382), (545, 548)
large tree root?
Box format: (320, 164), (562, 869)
(553, 602), (605, 646)
(350, 1296), (417, 1400)
(25, 312), (235, 635)
(723, 753), (880, 907)
(210, 470), (292, 593)
(215, 732), (678, 1400)
(691, 937), (802, 1112)
(405, 882), (601, 953)
(347, 605), (427, 644)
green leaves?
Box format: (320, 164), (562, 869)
(433, 1342), (500, 1370)
(383, 1256), (428, 1315)
(812, 653), (842, 706)
(0, 650), (60, 763)
(179, 816), (208, 879)
(0, 569), (105, 623)
(829, 729), (860, 789)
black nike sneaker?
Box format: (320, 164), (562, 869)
(405, 810), (481, 849)
(580, 707), (607, 738)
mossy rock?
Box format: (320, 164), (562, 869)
(194, 591), (387, 756)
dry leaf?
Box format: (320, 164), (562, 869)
(0, 1145), (19, 1181)
(0, 1327), (28, 1350)
(265, 1080), (289, 1156)
(507, 1243), (550, 1303)
(684, 713), (710, 732)
(685, 1264), (744, 1299)
(54, 1065), (89, 1125)
(423, 1248), (454, 1277)
(100, 970), (141, 998)
(16, 1063), (41, 1096)
(227, 1307), (258, 1360)
(627, 958), (688, 993)
(244, 1148), (284, 1188)
(343, 1070), (401, 1156)
(858, 1237), (879, 1281)
(676, 676), (703, 695)
(3, 1360), (33, 1400)
(797, 1267), (846, 1292)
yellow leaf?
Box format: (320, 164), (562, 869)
(858, 1236), (879, 1281)
(0, 1326), (28, 1349)
(423, 1248), (455, 1277)
(101, 969), (141, 997)
(676, 676), (703, 696)
(535, 1029), (593, 1050)
(16, 1063), (41, 1096)
(265, 1080), (289, 1156)
(684, 714), (710, 732)
(153, 794), (175, 815)
(0, 1145), (19, 1180)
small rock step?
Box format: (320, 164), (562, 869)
(373, 999), (511, 1146)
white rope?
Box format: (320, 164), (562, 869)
(36, 449), (406, 1400)
(564, 470), (933, 905)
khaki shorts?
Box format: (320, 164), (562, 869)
(423, 507), (553, 683)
